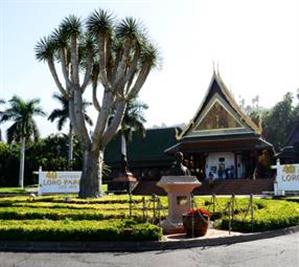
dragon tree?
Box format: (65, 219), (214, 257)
(35, 9), (159, 197)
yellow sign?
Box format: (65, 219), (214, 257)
(46, 172), (58, 179)
(283, 165), (295, 174)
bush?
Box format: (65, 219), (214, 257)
(0, 219), (162, 241)
(216, 199), (299, 232)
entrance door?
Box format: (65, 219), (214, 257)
(205, 152), (235, 179)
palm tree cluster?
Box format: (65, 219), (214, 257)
(35, 8), (159, 197)
(0, 96), (46, 187)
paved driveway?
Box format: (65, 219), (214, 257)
(0, 232), (298, 267)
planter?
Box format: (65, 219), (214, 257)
(182, 214), (209, 237)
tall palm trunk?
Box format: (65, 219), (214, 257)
(68, 123), (73, 170)
(19, 137), (25, 188)
(121, 133), (127, 161)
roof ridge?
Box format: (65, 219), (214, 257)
(179, 72), (261, 139)
(214, 73), (260, 133)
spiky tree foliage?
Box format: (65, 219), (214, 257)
(35, 9), (159, 197)
(120, 99), (148, 166)
(48, 93), (93, 169)
(0, 96), (46, 187)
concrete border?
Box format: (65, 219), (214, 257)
(0, 226), (298, 252)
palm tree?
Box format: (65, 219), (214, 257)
(119, 99), (148, 171)
(0, 96), (46, 188)
(48, 93), (93, 169)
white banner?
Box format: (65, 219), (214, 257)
(276, 163), (299, 193)
(38, 171), (81, 195)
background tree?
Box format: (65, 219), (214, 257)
(119, 98), (148, 168)
(48, 93), (93, 169)
(35, 9), (159, 197)
(262, 92), (296, 150)
(0, 99), (5, 141)
(0, 96), (46, 187)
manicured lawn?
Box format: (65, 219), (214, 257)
(0, 187), (27, 194)
(0, 183), (108, 195)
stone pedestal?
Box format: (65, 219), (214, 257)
(157, 176), (201, 234)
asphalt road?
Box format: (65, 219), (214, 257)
(0, 232), (298, 267)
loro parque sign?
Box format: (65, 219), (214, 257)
(37, 169), (81, 195)
(274, 161), (299, 195)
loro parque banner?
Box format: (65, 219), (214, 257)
(38, 171), (81, 195)
(275, 163), (299, 194)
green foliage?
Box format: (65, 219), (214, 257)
(262, 92), (298, 150)
(0, 142), (19, 186)
(214, 199), (299, 232)
(0, 195), (162, 241)
(0, 219), (162, 241)
(0, 195), (297, 240)
(0, 134), (83, 186)
(0, 96), (46, 143)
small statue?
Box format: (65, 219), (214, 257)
(170, 152), (191, 176)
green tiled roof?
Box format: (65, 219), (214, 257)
(104, 127), (179, 168)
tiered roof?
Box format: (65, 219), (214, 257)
(166, 72), (272, 153)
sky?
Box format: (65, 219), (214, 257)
(0, 0), (299, 138)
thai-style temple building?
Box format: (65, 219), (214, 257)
(165, 72), (274, 180)
(105, 72), (275, 194)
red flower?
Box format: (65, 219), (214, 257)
(186, 208), (211, 217)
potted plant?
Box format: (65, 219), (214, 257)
(182, 208), (211, 237)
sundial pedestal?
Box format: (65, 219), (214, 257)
(157, 176), (201, 234)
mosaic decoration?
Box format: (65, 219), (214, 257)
(196, 101), (242, 130)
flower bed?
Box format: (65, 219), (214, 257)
(182, 208), (210, 237)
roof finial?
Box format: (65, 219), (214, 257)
(212, 61), (216, 75)
(216, 62), (220, 76)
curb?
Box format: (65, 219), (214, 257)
(0, 225), (298, 252)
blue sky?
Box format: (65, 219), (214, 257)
(1, 0), (299, 137)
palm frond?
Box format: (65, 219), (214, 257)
(86, 9), (114, 36)
(35, 36), (57, 62)
(60, 15), (82, 37)
(116, 17), (141, 41)
(84, 114), (93, 126)
(57, 116), (68, 131)
(51, 27), (69, 49)
(6, 122), (20, 143)
(48, 109), (67, 122)
(140, 41), (160, 68)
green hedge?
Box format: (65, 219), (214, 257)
(0, 219), (162, 241)
(217, 199), (299, 232)
(0, 207), (134, 220)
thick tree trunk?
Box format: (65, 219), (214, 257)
(79, 148), (102, 198)
(68, 124), (73, 170)
(19, 137), (25, 188)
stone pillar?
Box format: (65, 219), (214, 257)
(157, 176), (201, 234)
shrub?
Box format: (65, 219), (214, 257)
(217, 199), (299, 232)
(0, 219), (162, 241)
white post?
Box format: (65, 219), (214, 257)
(275, 158), (281, 196)
(38, 166), (42, 196)
(19, 137), (26, 188)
